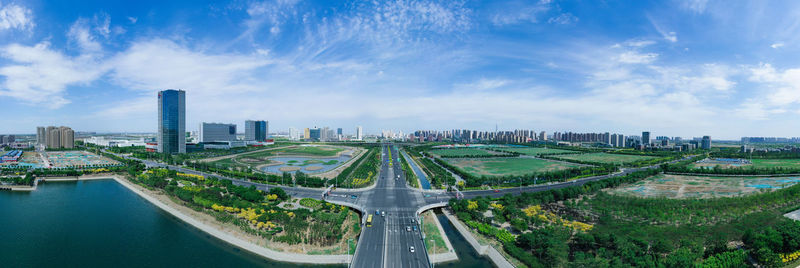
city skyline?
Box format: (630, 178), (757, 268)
(3, 1), (800, 138)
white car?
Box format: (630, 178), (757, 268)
(406, 226), (411, 232)
(409, 246), (415, 253)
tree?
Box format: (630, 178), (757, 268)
(269, 187), (288, 201)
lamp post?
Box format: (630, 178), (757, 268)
(430, 239), (435, 268)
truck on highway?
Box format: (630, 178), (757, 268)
(367, 214), (373, 227)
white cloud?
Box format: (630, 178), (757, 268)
(679, 0), (709, 14)
(0, 42), (107, 108)
(127, 17), (137, 24)
(490, 1), (550, 25)
(547, 13), (578, 25)
(0, 3), (34, 31)
(455, 78), (510, 91)
(771, 42), (784, 49)
(648, 15), (678, 42)
(68, 19), (103, 53)
(617, 51), (658, 64)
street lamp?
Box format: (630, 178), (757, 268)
(430, 239), (435, 268)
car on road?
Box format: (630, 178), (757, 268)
(411, 219), (415, 224)
(413, 226), (417, 231)
(375, 210), (380, 215)
(351, 195), (357, 199)
(493, 189), (500, 193)
(409, 246), (415, 253)
(406, 226), (411, 232)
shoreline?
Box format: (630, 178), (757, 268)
(110, 175), (352, 264)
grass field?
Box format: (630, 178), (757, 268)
(428, 148), (507, 157)
(497, 147), (578, 156)
(445, 157), (581, 177)
(551, 152), (656, 164)
(751, 159), (800, 169)
(606, 174), (800, 199)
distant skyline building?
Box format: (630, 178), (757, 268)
(40, 126), (74, 149)
(304, 128), (310, 140)
(337, 128), (343, 136)
(199, 122), (236, 143)
(245, 120), (268, 141)
(288, 127), (300, 140)
(157, 89), (186, 154)
(356, 126), (363, 141)
(701, 135), (712, 149)
(309, 128), (321, 141)
(36, 127), (46, 145)
(642, 131), (651, 146)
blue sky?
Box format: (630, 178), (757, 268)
(1, 0), (800, 139)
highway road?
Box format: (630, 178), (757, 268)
(352, 144), (430, 268)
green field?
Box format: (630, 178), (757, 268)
(445, 157), (581, 177)
(751, 159), (800, 169)
(275, 146), (344, 157)
(428, 148), (506, 157)
(498, 147), (578, 156)
(551, 152), (656, 164)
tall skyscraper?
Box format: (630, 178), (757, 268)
(356, 126), (363, 141)
(701, 136), (712, 149)
(245, 120), (268, 141)
(337, 128), (343, 136)
(304, 128), (310, 140)
(288, 127), (300, 140)
(309, 128), (321, 141)
(47, 126), (60, 149)
(36, 127), (46, 145)
(158, 89), (186, 154)
(200, 123), (236, 143)
(642, 131), (651, 146)
(60, 126), (74, 149)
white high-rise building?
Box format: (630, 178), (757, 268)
(356, 126), (363, 141)
(288, 127), (300, 141)
(199, 123), (237, 143)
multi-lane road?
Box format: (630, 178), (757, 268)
(351, 144), (430, 268)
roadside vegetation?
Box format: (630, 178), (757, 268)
(136, 168), (358, 251)
(451, 163), (800, 267)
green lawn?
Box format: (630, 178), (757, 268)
(428, 148), (503, 157)
(498, 147), (578, 156)
(751, 159), (800, 169)
(551, 152), (656, 164)
(445, 157), (581, 177)
(277, 146), (344, 157)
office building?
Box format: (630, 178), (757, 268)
(288, 127), (300, 141)
(309, 128), (321, 141)
(200, 123), (236, 143)
(304, 128), (310, 140)
(356, 126), (363, 141)
(539, 131), (547, 141)
(157, 89), (186, 154)
(337, 128), (343, 137)
(701, 136), (712, 149)
(642, 131), (651, 146)
(36, 127), (46, 145)
(245, 120), (268, 141)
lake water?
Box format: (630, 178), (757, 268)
(0, 180), (493, 267)
(0, 180), (332, 267)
